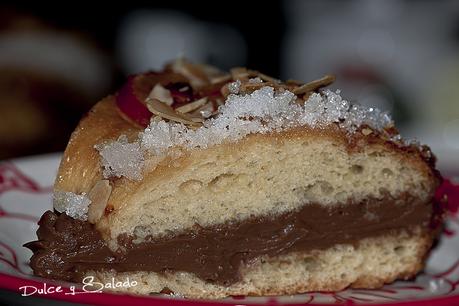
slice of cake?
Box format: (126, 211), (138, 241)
(26, 59), (443, 299)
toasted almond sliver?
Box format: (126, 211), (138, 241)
(258, 73), (280, 83)
(293, 75), (336, 95)
(176, 97), (208, 114)
(241, 82), (266, 91)
(200, 109), (218, 118)
(189, 100), (217, 117)
(230, 67), (249, 80)
(362, 128), (373, 136)
(146, 98), (202, 127)
(150, 115), (162, 123)
(286, 79), (304, 85)
(87, 180), (112, 224)
(201, 64), (225, 78)
(147, 84), (173, 106)
(247, 69), (261, 78)
(171, 58), (208, 88)
(189, 116), (205, 123)
(185, 64), (209, 85)
(210, 74), (232, 84)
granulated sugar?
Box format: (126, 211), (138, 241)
(95, 135), (144, 180)
(100, 86), (395, 180)
(53, 190), (91, 221)
(141, 87), (393, 154)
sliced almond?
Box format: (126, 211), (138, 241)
(150, 115), (162, 123)
(230, 67), (250, 80)
(147, 83), (174, 106)
(210, 74), (232, 84)
(201, 109), (218, 118)
(200, 63), (225, 78)
(293, 75), (336, 94)
(240, 82), (272, 93)
(189, 115), (205, 123)
(87, 180), (112, 224)
(189, 101), (218, 118)
(171, 58), (209, 88)
(241, 82), (266, 91)
(176, 97), (208, 114)
(286, 79), (304, 85)
(146, 98), (202, 127)
(178, 85), (190, 92)
(362, 128), (373, 136)
(258, 73), (280, 83)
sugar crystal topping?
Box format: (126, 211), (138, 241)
(53, 190), (91, 221)
(141, 87), (393, 153)
(95, 135), (144, 180)
(97, 82), (395, 181)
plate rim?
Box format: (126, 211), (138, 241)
(1, 272), (459, 306)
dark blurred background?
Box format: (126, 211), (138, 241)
(0, 0), (458, 173)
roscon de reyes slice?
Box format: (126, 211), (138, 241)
(25, 59), (443, 299)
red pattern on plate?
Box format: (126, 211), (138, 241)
(0, 163), (51, 223)
(0, 159), (458, 305)
(0, 240), (22, 273)
(0, 163), (52, 194)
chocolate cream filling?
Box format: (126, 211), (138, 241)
(25, 193), (437, 285)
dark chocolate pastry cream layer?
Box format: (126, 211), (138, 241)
(26, 193), (436, 285)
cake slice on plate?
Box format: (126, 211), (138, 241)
(26, 59), (443, 299)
